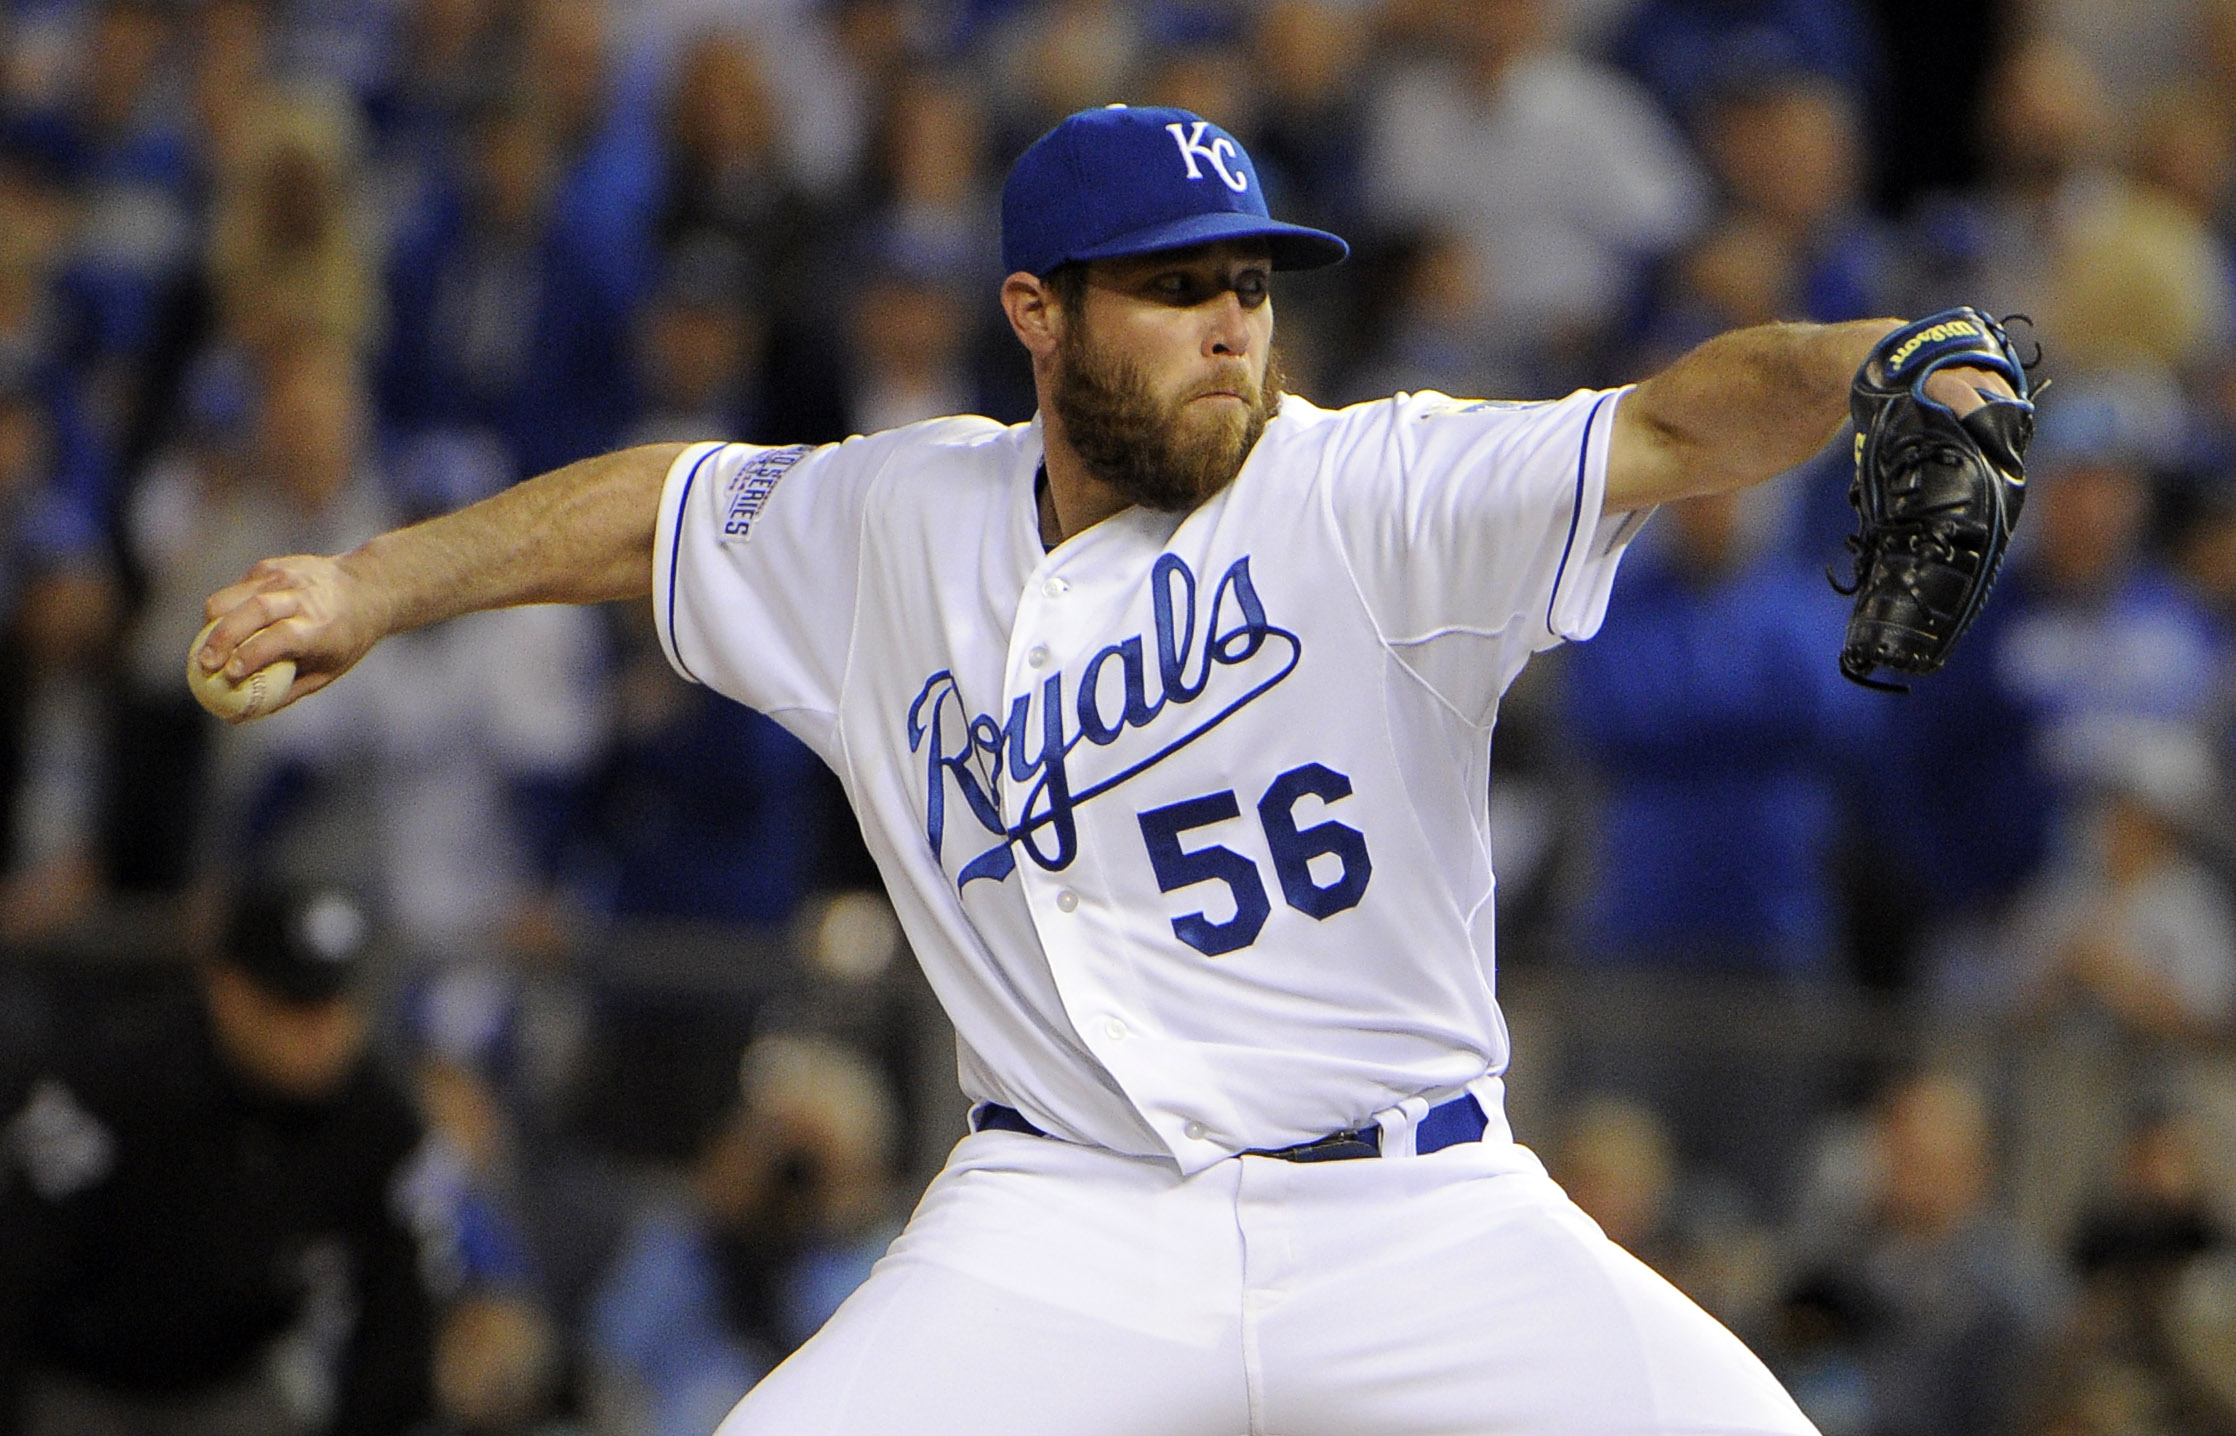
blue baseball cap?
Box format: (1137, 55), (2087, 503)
(1001, 105), (1349, 278)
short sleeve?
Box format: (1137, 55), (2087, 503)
(1323, 387), (1648, 720)
(653, 439), (877, 725)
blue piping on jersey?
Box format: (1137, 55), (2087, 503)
(664, 444), (727, 686)
(1546, 393), (1615, 636)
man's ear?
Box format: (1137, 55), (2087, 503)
(1002, 271), (1062, 361)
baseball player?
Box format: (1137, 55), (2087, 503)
(199, 107), (2014, 1434)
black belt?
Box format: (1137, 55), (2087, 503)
(972, 1092), (1489, 1162)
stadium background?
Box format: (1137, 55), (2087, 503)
(5, 0), (2236, 1428)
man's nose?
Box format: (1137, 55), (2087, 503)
(1205, 291), (1252, 356)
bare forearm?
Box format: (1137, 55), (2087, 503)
(197, 443), (687, 716)
(344, 443), (685, 635)
(1606, 319), (1900, 511)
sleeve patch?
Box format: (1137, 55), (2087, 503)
(722, 445), (811, 544)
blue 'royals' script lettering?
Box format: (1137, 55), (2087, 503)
(906, 554), (1301, 888)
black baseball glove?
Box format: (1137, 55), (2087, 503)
(1834, 307), (2037, 690)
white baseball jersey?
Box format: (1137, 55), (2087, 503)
(655, 387), (1646, 1175)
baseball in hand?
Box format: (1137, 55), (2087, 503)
(187, 618), (295, 722)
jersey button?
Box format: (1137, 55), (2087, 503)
(1027, 644), (1050, 667)
(1055, 889), (1079, 912)
(1042, 577), (1069, 598)
(1103, 1017), (1127, 1041)
(1183, 1120), (1209, 1141)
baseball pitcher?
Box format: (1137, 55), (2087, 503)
(197, 107), (2032, 1434)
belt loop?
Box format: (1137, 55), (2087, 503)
(1467, 1075), (1514, 1147)
(1376, 1094), (1433, 1159)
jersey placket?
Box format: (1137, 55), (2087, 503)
(1002, 538), (1224, 1164)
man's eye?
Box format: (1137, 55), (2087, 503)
(1235, 274), (1269, 307)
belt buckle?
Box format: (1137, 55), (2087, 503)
(1247, 1125), (1382, 1163)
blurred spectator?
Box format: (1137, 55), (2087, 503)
(120, 331), (610, 944)
(1550, 1094), (1780, 1335)
(368, 600), (612, 953)
(362, 0), (505, 233)
(584, 1034), (901, 1436)
(103, 345), (243, 889)
(2132, 82), (2236, 234)
(624, 242), (771, 446)
(1995, 732), (2236, 1042)
(844, 266), (976, 431)
(402, 959), (627, 1324)
(185, 0), (280, 191)
(0, 365), (118, 940)
(2038, 1106), (2235, 1435)
(1909, 39), (2232, 375)
(122, 340), (395, 889)
(206, 90), (380, 362)
(2074, 1106), (2226, 1282)
(417, 1294), (578, 1436)
(0, 884), (435, 1436)
(1245, 0), (1371, 240)
(6, 0), (197, 395)
(648, 37), (853, 441)
(1984, 380), (2226, 836)
(515, 0), (664, 301)
(247, 404), (610, 949)
(1336, 229), (1524, 402)
(1695, 76), (1891, 325)
(1886, 377), (2222, 977)
(271, 0), (403, 100)
(1779, 1072), (2069, 1436)
(652, 31), (810, 288)
(0, 168), (79, 398)
(0, 562), (119, 945)
(985, 0), (1146, 147)
(157, 343), (605, 956)
(857, 69), (996, 289)
(583, 605), (825, 926)
(1362, 0), (1708, 385)
(1141, 34), (1259, 150)
(1561, 490), (1875, 977)
(1640, 73), (1894, 557)
(1557, 490), (1875, 1199)
(723, 0), (929, 202)
(378, 92), (635, 480)
(1606, 0), (1884, 139)
(2033, 0), (2207, 110)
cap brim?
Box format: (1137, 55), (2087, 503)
(1059, 210), (1349, 273)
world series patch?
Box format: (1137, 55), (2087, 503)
(722, 445), (811, 543)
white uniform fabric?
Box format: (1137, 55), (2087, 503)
(723, 1128), (1812, 1436)
(658, 389), (1643, 1169)
(655, 389), (1816, 1435)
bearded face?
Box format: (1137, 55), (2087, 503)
(1049, 308), (1284, 513)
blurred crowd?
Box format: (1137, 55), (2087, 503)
(0, 0), (2234, 1428)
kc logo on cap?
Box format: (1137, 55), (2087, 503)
(1166, 120), (1249, 193)
(1000, 105), (1348, 278)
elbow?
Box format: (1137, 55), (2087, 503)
(1606, 389), (1708, 509)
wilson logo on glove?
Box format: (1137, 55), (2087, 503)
(1832, 307), (2039, 691)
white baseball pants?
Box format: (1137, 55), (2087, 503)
(715, 1091), (1819, 1436)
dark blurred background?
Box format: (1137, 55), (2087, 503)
(2, 0), (2236, 1431)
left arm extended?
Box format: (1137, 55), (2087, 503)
(1605, 319), (1902, 513)
(1606, 319), (2024, 512)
